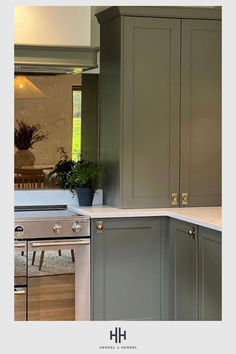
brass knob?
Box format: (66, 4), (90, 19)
(173, 196), (178, 203)
(183, 195), (188, 202)
(188, 228), (196, 239)
(97, 223), (103, 231)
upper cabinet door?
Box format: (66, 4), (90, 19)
(122, 17), (181, 208)
(180, 20), (221, 207)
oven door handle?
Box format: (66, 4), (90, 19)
(30, 240), (90, 248)
(14, 242), (26, 248)
(14, 288), (26, 295)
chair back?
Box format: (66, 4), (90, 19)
(14, 168), (45, 189)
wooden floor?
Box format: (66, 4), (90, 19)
(15, 274), (75, 321)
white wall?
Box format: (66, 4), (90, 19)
(86, 6), (111, 74)
(14, 6), (91, 46)
(14, 6), (111, 73)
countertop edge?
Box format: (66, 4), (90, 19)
(67, 206), (222, 232)
(166, 211), (222, 232)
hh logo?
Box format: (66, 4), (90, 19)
(110, 327), (127, 344)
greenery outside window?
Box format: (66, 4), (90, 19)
(72, 86), (82, 161)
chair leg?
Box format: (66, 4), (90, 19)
(39, 251), (45, 271)
(58, 250), (62, 256)
(21, 251), (24, 256)
(32, 251), (36, 265)
(71, 249), (75, 263)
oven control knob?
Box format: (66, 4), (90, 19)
(15, 225), (24, 237)
(53, 224), (62, 233)
(72, 222), (82, 233)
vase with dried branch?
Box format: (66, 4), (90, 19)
(14, 120), (49, 168)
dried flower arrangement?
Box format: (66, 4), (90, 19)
(14, 119), (49, 150)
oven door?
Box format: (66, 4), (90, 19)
(14, 240), (27, 321)
(27, 238), (90, 321)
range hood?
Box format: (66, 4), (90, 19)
(14, 44), (99, 74)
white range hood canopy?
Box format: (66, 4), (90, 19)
(14, 44), (99, 74)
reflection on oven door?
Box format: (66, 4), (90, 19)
(14, 241), (27, 321)
(14, 241), (27, 286)
(14, 287), (26, 321)
(27, 239), (89, 321)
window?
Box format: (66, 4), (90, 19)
(72, 86), (82, 161)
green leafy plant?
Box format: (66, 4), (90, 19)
(48, 148), (106, 191)
(15, 119), (48, 150)
(48, 147), (75, 189)
(67, 160), (106, 192)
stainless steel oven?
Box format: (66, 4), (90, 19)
(14, 205), (90, 321)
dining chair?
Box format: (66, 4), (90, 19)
(14, 168), (45, 189)
(32, 249), (75, 270)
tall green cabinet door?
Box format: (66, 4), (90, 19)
(198, 226), (222, 320)
(122, 17), (181, 208)
(169, 219), (198, 320)
(91, 217), (165, 320)
(180, 20), (222, 207)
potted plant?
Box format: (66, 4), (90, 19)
(48, 149), (106, 206)
(14, 119), (48, 167)
(68, 159), (106, 206)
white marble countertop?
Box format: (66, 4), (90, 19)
(67, 205), (222, 232)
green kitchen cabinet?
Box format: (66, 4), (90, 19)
(98, 15), (181, 208)
(91, 217), (168, 320)
(168, 218), (222, 320)
(180, 20), (221, 207)
(198, 226), (222, 320)
(96, 7), (221, 208)
(169, 218), (198, 320)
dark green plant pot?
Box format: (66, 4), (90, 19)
(74, 187), (94, 206)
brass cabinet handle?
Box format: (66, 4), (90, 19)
(171, 193), (178, 206)
(97, 224), (103, 231)
(188, 227), (196, 239)
(96, 221), (103, 232)
(182, 193), (189, 205)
